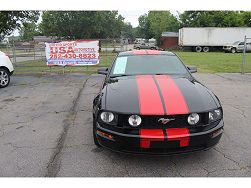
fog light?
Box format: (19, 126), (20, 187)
(128, 115), (142, 127)
(187, 113), (200, 125)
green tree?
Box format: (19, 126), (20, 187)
(19, 22), (41, 41)
(40, 11), (124, 39)
(179, 11), (247, 27)
(241, 11), (251, 27)
(0, 11), (39, 40)
(148, 11), (179, 45)
(179, 11), (214, 27)
(132, 27), (141, 38)
(121, 22), (135, 40)
(137, 14), (153, 39)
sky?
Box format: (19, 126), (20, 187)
(118, 10), (148, 27)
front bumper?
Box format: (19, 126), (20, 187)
(96, 120), (224, 155)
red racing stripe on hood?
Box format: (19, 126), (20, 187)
(136, 75), (164, 115)
(155, 75), (189, 115)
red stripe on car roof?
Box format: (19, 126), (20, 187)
(132, 50), (161, 55)
(155, 75), (189, 115)
(136, 75), (164, 115)
(132, 50), (147, 55)
(146, 50), (161, 55)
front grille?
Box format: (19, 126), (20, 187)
(98, 113), (220, 135)
(143, 115), (188, 128)
(118, 113), (208, 129)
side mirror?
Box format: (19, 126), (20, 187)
(98, 67), (109, 75)
(187, 66), (197, 73)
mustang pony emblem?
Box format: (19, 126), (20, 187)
(158, 118), (175, 124)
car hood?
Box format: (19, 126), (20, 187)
(101, 75), (220, 115)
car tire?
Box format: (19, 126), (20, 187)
(0, 68), (10, 88)
(93, 118), (101, 147)
(150, 47), (155, 50)
(136, 47), (140, 50)
(231, 48), (237, 53)
(203, 46), (210, 52)
(195, 46), (202, 52)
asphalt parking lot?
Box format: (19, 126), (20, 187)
(0, 73), (251, 177)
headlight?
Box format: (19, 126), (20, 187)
(209, 109), (222, 122)
(100, 112), (114, 123)
(187, 113), (200, 125)
(128, 115), (142, 127)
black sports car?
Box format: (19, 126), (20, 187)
(92, 50), (224, 154)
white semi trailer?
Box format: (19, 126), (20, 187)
(178, 27), (251, 52)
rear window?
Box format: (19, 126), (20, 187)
(111, 55), (188, 75)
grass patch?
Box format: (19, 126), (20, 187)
(176, 52), (251, 73)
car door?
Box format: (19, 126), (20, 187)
(246, 43), (251, 52)
(140, 43), (146, 49)
(145, 43), (151, 49)
(237, 42), (245, 51)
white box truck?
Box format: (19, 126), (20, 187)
(178, 27), (251, 52)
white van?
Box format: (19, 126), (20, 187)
(0, 51), (14, 88)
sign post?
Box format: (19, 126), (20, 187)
(242, 36), (251, 74)
(242, 36), (247, 75)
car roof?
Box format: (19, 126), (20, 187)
(118, 50), (175, 57)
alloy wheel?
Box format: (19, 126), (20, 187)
(0, 70), (10, 88)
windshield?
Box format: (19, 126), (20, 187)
(110, 55), (189, 76)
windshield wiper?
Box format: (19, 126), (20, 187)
(154, 73), (168, 75)
(154, 73), (182, 75)
(110, 74), (134, 78)
(110, 73), (184, 78)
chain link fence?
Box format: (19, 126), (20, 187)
(0, 39), (134, 75)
